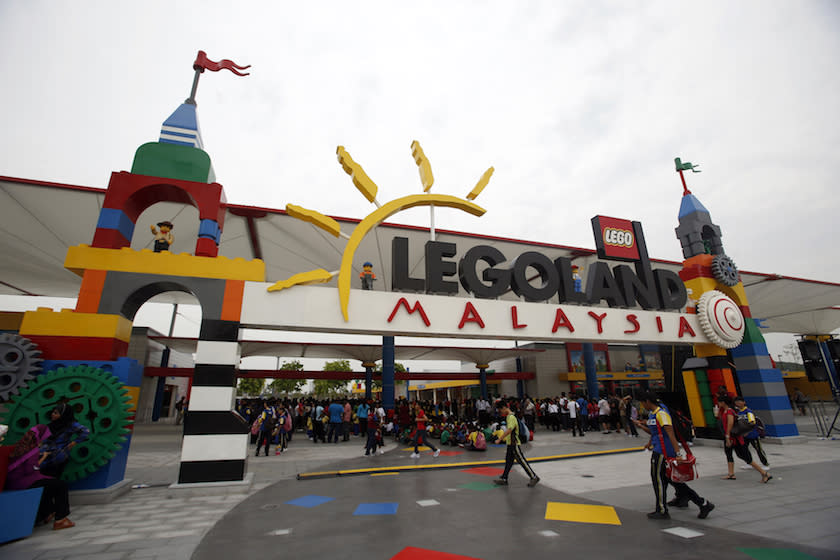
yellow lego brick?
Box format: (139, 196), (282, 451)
(19, 308), (133, 343)
(683, 276), (719, 297)
(0, 311), (24, 331)
(124, 386), (140, 413)
(694, 343), (727, 358)
(545, 502), (621, 526)
(681, 370), (706, 427)
(65, 245), (265, 282)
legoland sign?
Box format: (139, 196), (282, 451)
(242, 216), (707, 344)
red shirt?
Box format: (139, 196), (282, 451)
(721, 408), (744, 445)
(416, 409), (427, 431)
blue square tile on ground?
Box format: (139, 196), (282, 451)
(285, 495), (335, 508)
(353, 502), (399, 515)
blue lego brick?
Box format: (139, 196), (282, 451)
(198, 219), (221, 243)
(764, 423), (799, 438)
(96, 208), (136, 241)
(285, 495), (335, 508)
(0, 487), (44, 543)
(736, 369), (784, 384)
(731, 342), (769, 358)
(743, 395), (793, 411)
(42, 357), (143, 387)
(353, 502), (399, 515)
(70, 434), (132, 491)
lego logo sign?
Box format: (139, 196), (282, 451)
(592, 216), (641, 261)
(604, 228), (634, 248)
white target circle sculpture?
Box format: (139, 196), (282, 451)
(697, 290), (745, 349)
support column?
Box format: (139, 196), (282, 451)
(516, 356), (524, 399)
(178, 319), (247, 483)
(382, 336), (395, 411)
(478, 364), (489, 400)
(362, 361), (376, 401)
(583, 342), (599, 399)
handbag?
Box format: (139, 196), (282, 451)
(655, 416), (698, 483)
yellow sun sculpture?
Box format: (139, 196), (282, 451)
(268, 141), (493, 321)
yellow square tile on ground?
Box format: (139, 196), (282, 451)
(402, 447), (431, 451)
(545, 502), (621, 526)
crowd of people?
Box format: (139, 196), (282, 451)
(1, 385), (779, 533)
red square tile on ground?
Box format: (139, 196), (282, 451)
(437, 450), (463, 456)
(391, 547), (483, 560)
(461, 466), (504, 477)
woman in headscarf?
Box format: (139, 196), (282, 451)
(5, 424), (76, 530)
(38, 402), (90, 478)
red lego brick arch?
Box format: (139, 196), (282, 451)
(102, 171), (226, 226)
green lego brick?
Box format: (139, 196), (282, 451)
(131, 142), (215, 184)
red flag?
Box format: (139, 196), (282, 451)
(193, 50), (250, 76)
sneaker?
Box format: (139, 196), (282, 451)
(647, 511), (670, 520)
(493, 478), (508, 485)
(667, 498), (689, 508)
(698, 501), (715, 519)
(527, 476), (540, 487)
(378, 449), (385, 455)
(433, 449), (440, 457)
(410, 452), (420, 458)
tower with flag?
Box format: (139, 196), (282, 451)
(674, 158), (798, 438)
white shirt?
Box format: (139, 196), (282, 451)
(548, 403), (559, 414)
(567, 400), (578, 418)
(598, 398), (610, 415)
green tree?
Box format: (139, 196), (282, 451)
(366, 362), (406, 390)
(269, 360), (306, 394)
(313, 360), (352, 396)
(237, 377), (266, 397)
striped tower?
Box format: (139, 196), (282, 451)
(676, 187), (799, 438)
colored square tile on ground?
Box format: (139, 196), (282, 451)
(461, 467), (503, 477)
(539, 530), (560, 537)
(490, 444), (506, 447)
(285, 495), (335, 508)
(662, 527), (704, 539)
(544, 502), (621, 526)
(267, 528), (291, 536)
(416, 499), (440, 507)
(402, 446), (431, 451)
(459, 481), (502, 491)
(391, 547), (482, 560)
(354, 502), (399, 515)
(437, 450), (463, 456)
(738, 549), (820, 560)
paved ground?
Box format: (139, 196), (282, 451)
(2, 409), (839, 560)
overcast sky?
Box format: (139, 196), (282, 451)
(1, 1), (837, 367)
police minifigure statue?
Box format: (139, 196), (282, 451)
(151, 221), (174, 252)
(359, 261), (376, 291)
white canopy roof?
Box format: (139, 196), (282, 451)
(2, 175), (838, 335)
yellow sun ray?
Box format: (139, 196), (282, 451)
(467, 167), (494, 200)
(410, 140), (434, 192)
(337, 146), (380, 206)
(267, 268), (336, 292)
(286, 204), (342, 237)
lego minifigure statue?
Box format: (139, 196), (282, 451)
(359, 261), (376, 290)
(571, 265), (583, 293)
(151, 221), (174, 252)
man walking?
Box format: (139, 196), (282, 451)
(410, 402), (440, 458)
(494, 400), (540, 487)
(634, 392), (714, 520)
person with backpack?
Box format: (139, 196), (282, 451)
(734, 396), (769, 467)
(255, 401), (277, 457)
(634, 392), (714, 520)
(493, 400), (539, 487)
(718, 396), (771, 482)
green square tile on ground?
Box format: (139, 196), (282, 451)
(459, 481), (502, 491)
(737, 549), (820, 560)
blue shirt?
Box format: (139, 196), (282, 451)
(329, 403), (344, 423)
(647, 404), (676, 457)
(356, 403), (369, 419)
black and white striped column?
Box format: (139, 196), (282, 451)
(178, 319), (248, 483)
